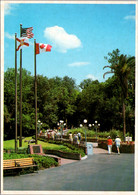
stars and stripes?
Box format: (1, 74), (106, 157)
(21, 27), (34, 39)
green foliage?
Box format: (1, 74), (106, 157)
(3, 153), (29, 160)
(38, 138), (85, 157)
(125, 132), (133, 137)
(98, 131), (110, 138)
(87, 130), (97, 137)
(30, 154), (58, 169)
(67, 128), (85, 136)
(3, 153), (58, 169)
(4, 137), (68, 150)
(109, 129), (123, 140)
(103, 49), (135, 138)
(63, 143), (85, 157)
(4, 50), (135, 140)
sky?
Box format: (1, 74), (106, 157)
(3, 2), (136, 86)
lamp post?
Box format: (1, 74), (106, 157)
(80, 119), (87, 146)
(88, 124), (92, 129)
(37, 120), (42, 134)
(92, 121), (100, 142)
(57, 120), (66, 139)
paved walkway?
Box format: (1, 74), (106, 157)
(46, 144), (109, 166)
(59, 147), (109, 165)
(3, 146), (135, 192)
(3, 153), (134, 191)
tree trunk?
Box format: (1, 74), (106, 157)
(123, 101), (126, 140)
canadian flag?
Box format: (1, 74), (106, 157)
(35, 43), (52, 54)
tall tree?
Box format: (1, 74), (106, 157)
(103, 49), (135, 139)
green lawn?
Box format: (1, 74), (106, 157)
(4, 137), (68, 151)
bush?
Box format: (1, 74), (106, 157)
(3, 153), (29, 160)
(63, 143), (85, 157)
(67, 128), (85, 136)
(87, 130), (96, 137)
(125, 132), (133, 137)
(30, 154), (58, 169)
(110, 129), (123, 140)
(38, 138), (85, 157)
(98, 131), (110, 138)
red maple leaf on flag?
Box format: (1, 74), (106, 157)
(40, 44), (45, 49)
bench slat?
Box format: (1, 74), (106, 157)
(3, 159), (15, 168)
(3, 157), (37, 170)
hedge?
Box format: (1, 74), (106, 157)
(38, 137), (86, 157)
(43, 149), (81, 160)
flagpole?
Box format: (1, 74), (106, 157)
(15, 33), (18, 152)
(19, 24), (22, 147)
(34, 39), (37, 144)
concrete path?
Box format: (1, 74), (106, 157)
(47, 145), (109, 166)
(3, 152), (134, 192)
(93, 147), (109, 154)
(59, 147), (109, 165)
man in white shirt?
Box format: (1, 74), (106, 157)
(115, 136), (121, 154)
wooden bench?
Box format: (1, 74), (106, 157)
(3, 157), (38, 171)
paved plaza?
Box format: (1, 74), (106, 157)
(3, 147), (134, 192)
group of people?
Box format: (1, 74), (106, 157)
(69, 132), (81, 144)
(107, 136), (121, 154)
(39, 129), (62, 140)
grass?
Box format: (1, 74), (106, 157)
(4, 137), (85, 157)
(4, 136), (68, 151)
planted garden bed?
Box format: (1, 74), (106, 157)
(43, 149), (81, 160)
(38, 137), (86, 157)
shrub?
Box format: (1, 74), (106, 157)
(3, 153), (29, 160)
(63, 143), (85, 157)
(31, 154), (58, 169)
(98, 131), (110, 138)
(87, 130), (96, 137)
(110, 129), (123, 140)
(125, 132), (133, 137)
(67, 128), (85, 136)
(38, 138), (85, 157)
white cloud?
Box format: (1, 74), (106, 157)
(4, 4), (13, 15)
(5, 32), (15, 40)
(44, 26), (82, 53)
(86, 74), (98, 80)
(4, 3), (18, 15)
(68, 62), (90, 67)
(124, 15), (135, 20)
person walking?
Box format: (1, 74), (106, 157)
(78, 132), (81, 144)
(70, 133), (73, 143)
(115, 136), (121, 154)
(107, 136), (113, 154)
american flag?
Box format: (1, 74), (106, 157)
(21, 27), (34, 39)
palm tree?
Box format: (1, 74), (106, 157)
(103, 51), (135, 139)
